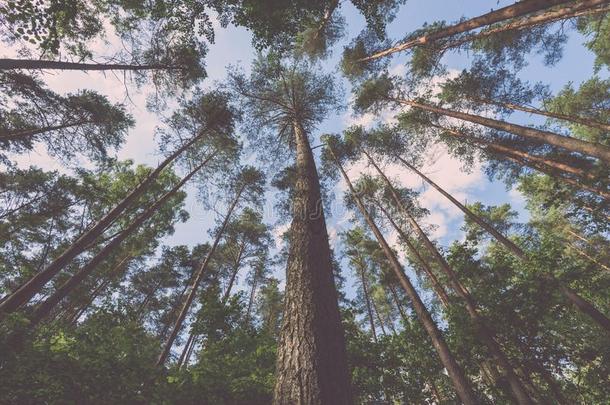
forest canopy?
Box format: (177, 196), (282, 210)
(1, 1), (609, 404)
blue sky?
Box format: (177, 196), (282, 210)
(3, 0), (605, 302)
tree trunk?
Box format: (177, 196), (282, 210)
(376, 202), (451, 308)
(273, 122), (352, 404)
(359, 0), (573, 61)
(391, 154), (528, 259)
(387, 283), (410, 326)
(395, 98), (610, 163)
(356, 259), (378, 342)
(0, 135), (212, 317)
(329, 146), (478, 405)
(557, 283), (610, 334)
(28, 157), (213, 326)
(440, 1), (610, 54)
(469, 96), (610, 133)
(177, 331), (196, 369)
(245, 271), (259, 324)
(370, 290), (388, 336)
(491, 148), (610, 200)
(0, 120), (91, 140)
(156, 182), (246, 366)
(0, 58), (175, 71)
(221, 242), (246, 303)
(367, 153), (535, 405)
(566, 244), (610, 273)
(432, 124), (596, 181)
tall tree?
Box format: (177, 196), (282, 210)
(229, 55), (352, 404)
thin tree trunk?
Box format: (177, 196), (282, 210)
(221, 242), (246, 303)
(495, 149), (610, 200)
(391, 153), (528, 259)
(439, 1), (610, 54)
(432, 124), (596, 181)
(245, 271), (259, 324)
(469, 96), (610, 132)
(367, 153), (535, 405)
(376, 203), (451, 308)
(357, 259), (378, 342)
(558, 283), (610, 333)
(28, 157), (213, 326)
(156, 182), (246, 366)
(329, 146), (478, 405)
(394, 97), (610, 163)
(0, 58), (176, 71)
(566, 244), (610, 273)
(371, 290), (388, 336)
(387, 283), (410, 326)
(183, 334), (198, 367)
(0, 120), (89, 140)
(359, 0), (573, 61)
(0, 135), (212, 317)
(177, 331), (196, 369)
(273, 122), (352, 404)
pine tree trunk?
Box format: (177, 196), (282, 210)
(370, 291), (388, 336)
(329, 146), (478, 405)
(0, 58), (175, 71)
(245, 272), (259, 324)
(387, 283), (410, 326)
(156, 182), (246, 366)
(357, 259), (378, 342)
(376, 202), (451, 308)
(391, 153), (528, 259)
(557, 283), (610, 334)
(433, 125), (596, 181)
(0, 135), (211, 317)
(177, 331), (196, 369)
(221, 242), (246, 303)
(273, 122), (352, 404)
(395, 98), (610, 163)
(28, 157), (212, 326)
(367, 153), (535, 405)
(440, 1), (610, 54)
(469, 97), (610, 132)
(359, 0), (572, 61)
(0, 120), (90, 140)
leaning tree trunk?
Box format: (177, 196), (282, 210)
(156, 182), (246, 367)
(0, 135), (211, 318)
(273, 122), (352, 404)
(359, 0), (572, 61)
(356, 258), (378, 342)
(468, 96), (610, 132)
(28, 157), (213, 327)
(394, 98), (610, 163)
(245, 270), (260, 324)
(439, 1), (610, 53)
(394, 154), (610, 333)
(0, 58), (176, 71)
(329, 146), (478, 405)
(432, 124), (596, 181)
(367, 154), (535, 405)
(374, 202), (451, 308)
(221, 242), (246, 304)
(0, 120), (90, 140)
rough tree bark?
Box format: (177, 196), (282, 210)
(273, 122), (352, 404)
(329, 146), (478, 405)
